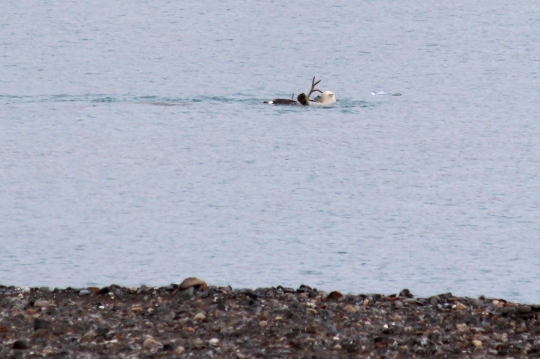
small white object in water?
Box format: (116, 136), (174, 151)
(371, 90), (402, 96)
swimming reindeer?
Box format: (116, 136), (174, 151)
(264, 77), (336, 106)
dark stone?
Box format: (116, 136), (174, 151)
(501, 307), (516, 317)
(327, 325), (338, 334)
(289, 338), (303, 349)
(241, 340), (256, 349)
(276, 286), (295, 293)
(163, 343), (176, 351)
(327, 291), (343, 300)
(137, 285), (151, 294)
(297, 284), (312, 292)
(399, 288), (414, 298)
(263, 353), (285, 359)
(243, 291), (263, 301)
(196, 289), (209, 298)
(530, 343), (540, 353)
(285, 329), (300, 339)
(13, 340), (30, 349)
(27, 297), (36, 307)
(34, 318), (50, 331)
(437, 292), (453, 299)
(343, 339), (360, 353)
(123, 319), (137, 327)
(429, 296), (440, 305)
(162, 285), (175, 292)
(96, 327), (109, 336)
(97, 287), (110, 295)
(517, 305), (532, 314)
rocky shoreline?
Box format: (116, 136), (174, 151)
(1, 278), (539, 358)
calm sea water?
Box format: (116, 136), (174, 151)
(1, 1), (540, 303)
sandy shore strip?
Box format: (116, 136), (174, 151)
(1, 278), (539, 358)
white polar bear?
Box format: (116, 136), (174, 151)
(312, 91), (336, 105)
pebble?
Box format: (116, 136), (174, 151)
(78, 289), (90, 296)
(31, 328), (50, 339)
(143, 337), (163, 350)
(209, 338), (220, 347)
(87, 287), (100, 294)
(79, 330), (95, 342)
(472, 339), (483, 347)
(400, 298), (415, 306)
(42, 346), (55, 355)
(33, 299), (54, 308)
(193, 338), (204, 348)
(456, 323), (468, 332)
(0, 281), (538, 358)
(194, 312), (206, 321)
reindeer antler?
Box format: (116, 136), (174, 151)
(307, 76), (323, 100)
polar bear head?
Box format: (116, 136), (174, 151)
(313, 91), (336, 105)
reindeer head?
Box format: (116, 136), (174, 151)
(297, 93), (309, 106)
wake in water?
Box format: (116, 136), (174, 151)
(0, 92), (379, 111)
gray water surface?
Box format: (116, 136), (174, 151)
(1, 1), (540, 303)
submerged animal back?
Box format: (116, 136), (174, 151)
(264, 98), (299, 105)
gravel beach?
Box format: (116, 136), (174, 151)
(1, 278), (539, 358)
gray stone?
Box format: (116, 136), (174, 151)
(179, 286), (194, 298)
